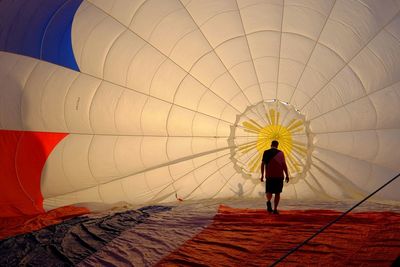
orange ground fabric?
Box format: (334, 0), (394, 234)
(158, 205), (400, 266)
(0, 205), (89, 240)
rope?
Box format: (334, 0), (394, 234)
(270, 172), (400, 267)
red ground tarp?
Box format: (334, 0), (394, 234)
(157, 205), (400, 266)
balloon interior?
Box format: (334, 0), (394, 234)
(0, 0), (399, 266)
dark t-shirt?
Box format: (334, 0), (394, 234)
(262, 148), (279, 166)
(262, 148), (287, 178)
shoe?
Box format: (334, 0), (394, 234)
(273, 209), (279, 215)
(266, 201), (273, 213)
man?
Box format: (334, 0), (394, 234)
(260, 140), (289, 214)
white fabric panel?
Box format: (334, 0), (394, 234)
(103, 31), (146, 86)
(322, 66), (365, 105)
(316, 129), (400, 172)
(259, 82), (276, 100)
(78, 17), (125, 77)
(130, 0), (182, 40)
(41, 139), (71, 197)
(199, 159), (232, 198)
(313, 147), (398, 200)
(216, 117), (232, 137)
(345, 97), (377, 130)
(167, 106), (195, 136)
(311, 83), (343, 116)
(370, 82), (400, 128)
(90, 81), (124, 134)
(278, 59), (304, 87)
(62, 135), (97, 190)
(99, 181), (129, 203)
(174, 172), (198, 200)
(295, 44), (345, 109)
(283, 0), (333, 41)
(41, 68), (77, 132)
(168, 159), (195, 181)
(140, 137), (168, 168)
(169, 29), (213, 71)
(248, 31), (280, 59)
(276, 83), (295, 103)
(310, 96), (377, 133)
(72, 1), (105, 68)
(210, 72), (248, 108)
(280, 33), (315, 64)
(315, 131), (378, 162)
(114, 90), (147, 134)
(215, 37), (251, 69)
(174, 75), (207, 110)
(320, 0), (399, 61)
(43, 186), (102, 210)
(149, 60), (186, 102)
(292, 66), (326, 108)
(230, 90), (253, 111)
(192, 113), (220, 136)
(114, 136), (144, 175)
(22, 62), (57, 131)
(145, 166), (174, 192)
(141, 98), (171, 135)
(65, 75), (100, 133)
(197, 91), (234, 121)
(187, 0), (243, 47)
(386, 13), (400, 40)
(42, 135), (104, 200)
(252, 58), (278, 84)
(167, 137), (193, 161)
(192, 138), (219, 155)
(74, 4), (126, 77)
(238, 0), (282, 33)
(88, 0), (145, 27)
(0, 71), (23, 129)
(374, 129), (400, 171)
(190, 51), (228, 88)
(146, 8), (197, 56)
(308, 44), (345, 84)
(126, 45), (165, 95)
(230, 62), (261, 94)
(0, 53), (38, 130)
(120, 173), (151, 203)
(350, 29), (400, 94)
(89, 135), (120, 182)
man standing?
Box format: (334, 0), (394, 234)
(260, 140), (289, 214)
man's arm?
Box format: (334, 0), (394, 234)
(282, 153), (289, 183)
(260, 161), (265, 182)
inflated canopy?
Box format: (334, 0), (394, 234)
(0, 0), (399, 217)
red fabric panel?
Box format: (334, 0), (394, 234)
(0, 205), (89, 240)
(157, 205), (400, 266)
(0, 130), (68, 217)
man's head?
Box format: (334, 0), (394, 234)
(271, 140), (279, 148)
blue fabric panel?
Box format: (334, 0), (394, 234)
(41, 0), (82, 71)
(0, 0), (82, 71)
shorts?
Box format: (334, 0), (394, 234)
(265, 177), (284, 193)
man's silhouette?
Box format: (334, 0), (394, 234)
(260, 140), (289, 214)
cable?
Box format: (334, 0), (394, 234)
(270, 172), (400, 267)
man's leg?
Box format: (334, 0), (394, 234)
(273, 193), (280, 213)
(266, 193), (273, 212)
